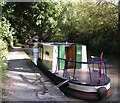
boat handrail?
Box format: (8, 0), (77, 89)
(57, 57), (107, 64)
(57, 57), (108, 84)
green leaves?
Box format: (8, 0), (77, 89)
(3, 2), (59, 43)
(56, 2), (118, 53)
(2, 1), (119, 54)
(0, 17), (14, 47)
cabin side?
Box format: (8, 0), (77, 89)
(81, 45), (88, 70)
(58, 44), (87, 70)
(39, 43), (88, 73)
(39, 43), (58, 73)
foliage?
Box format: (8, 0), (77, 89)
(2, 2), (59, 43)
(0, 17), (12, 83)
(56, 2), (119, 54)
(0, 0), (6, 6)
(33, 42), (38, 48)
(0, 17), (11, 72)
(0, 16), (14, 78)
(2, 2), (119, 54)
(0, 17), (14, 48)
(0, 39), (8, 72)
(0, 40), (8, 58)
(0, 39), (8, 94)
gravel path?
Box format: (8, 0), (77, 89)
(2, 47), (68, 102)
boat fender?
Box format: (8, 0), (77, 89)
(97, 87), (107, 99)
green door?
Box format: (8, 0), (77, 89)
(58, 45), (65, 70)
(76, 44), (82, 68)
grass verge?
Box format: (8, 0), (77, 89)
(0, 40), (8, 102)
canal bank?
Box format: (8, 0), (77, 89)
(2, 47), (68, 102)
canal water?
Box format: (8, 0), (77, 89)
(25, 48), (119, 102)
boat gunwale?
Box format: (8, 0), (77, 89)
(38, 58), (110, 86)
(37, 58), (111, 100)
(54, 72), (111, 86)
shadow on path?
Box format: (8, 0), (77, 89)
(2, 47), (68, 102)
(8, 59), (36, 73)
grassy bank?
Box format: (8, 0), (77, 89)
(0, 40), (8, 102)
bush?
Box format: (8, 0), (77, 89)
(0, 17), (14, 48)
(0, 39), (8, 72)
(0, 39), (8, 93)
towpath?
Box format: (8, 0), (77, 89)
(2, 47), (68, 102)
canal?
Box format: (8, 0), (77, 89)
(25, 48), (119, 102)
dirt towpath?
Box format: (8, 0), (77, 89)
(2, 47), (68, 102)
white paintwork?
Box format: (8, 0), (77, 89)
(81, 45), (88, 69)
(52, 46), (58, 73)
(33, 48), (39, 53)
(42, 44), (58, 73)
(33, 48), (39, 65)
(41, 43), (88, 72)
(42, 45), (54, 69)
(94, 83), (110, 90)
(68, 82), (110, 93)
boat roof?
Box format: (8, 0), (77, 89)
(39, 42), (78, 46)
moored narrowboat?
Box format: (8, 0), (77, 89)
(37, 42), (110, 100)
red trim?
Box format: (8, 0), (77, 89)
(99, 52), (103, 83)
(62, 87), (110, 100)
(63, 87), (98, 100)
(106, 89), (111, 97)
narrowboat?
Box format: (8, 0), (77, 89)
(36, 42), (110, 100)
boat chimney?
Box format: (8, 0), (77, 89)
(66, 41), (68, 45)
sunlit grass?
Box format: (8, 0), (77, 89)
(0, 62), (8, 102)
(0, 40), (9, 102)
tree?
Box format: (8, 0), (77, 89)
(56, 2), (118, 54)
(0, 17), (14, 48)
(2, 1), (119, 54)
(3, 2), (59, 43)
(118, 1), (120, 30)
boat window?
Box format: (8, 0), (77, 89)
(45, 51), (49, 55)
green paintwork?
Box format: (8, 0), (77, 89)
(76, 44), (82, 68)
(59, 45), (65, 70)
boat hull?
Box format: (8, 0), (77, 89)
(37, 58), (110, 100)
(60, 84), (110, 100)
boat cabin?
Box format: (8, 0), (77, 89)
(37, 42), (111, 100)
(39, 43), (87, 73)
